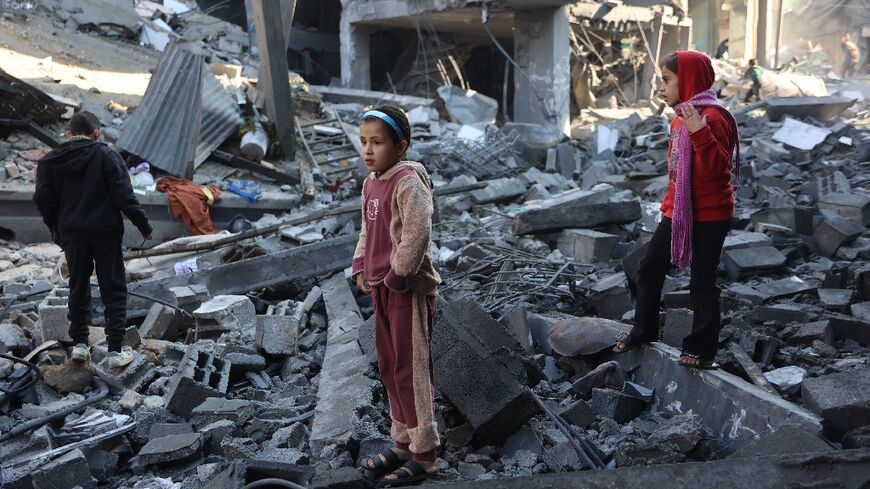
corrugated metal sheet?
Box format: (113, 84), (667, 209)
(118, 42), (203, 178)
(570, 2), (658, 30)
(195, 64), (244, 168)
(118, 42), (242, 178)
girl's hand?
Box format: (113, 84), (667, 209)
(355, 273), (372, 294)
(680, 104), (707, 133)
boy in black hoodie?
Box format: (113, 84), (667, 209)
(34, 111), (153, 370)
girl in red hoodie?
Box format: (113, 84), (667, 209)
(352, 105), (442, 487)
(614, 51), (740, 369)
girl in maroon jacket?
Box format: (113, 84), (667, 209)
(614, 51), (740, 369)
(352, 105), (442, 486)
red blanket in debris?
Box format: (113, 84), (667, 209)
(156, 176), (221, 235)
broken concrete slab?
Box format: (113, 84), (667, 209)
(31, 448), (96, 489)
(139, 303), (179, 340)
(590, 273), (633, 320)
(788, 320), (834, 346)
(722, 246), (787, 281)
(309, 273), (372, 453)
(754, 276), (816, 302)
(612, 342), (821, 450)
(765, 95), (858, 122)
(572, 361), (627, 397)
(772, 117), (832, 151)
(136, 433), (203, 466)
(432, 299), (539, 444)
(125, 236), (357, 318)
(734, 425), (831, 458)
(817, 288), (854, 312)
(512, 188), (640, 235)
(557, 229), (617, 262)
(800, 367), (870, 440)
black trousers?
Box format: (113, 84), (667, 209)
(744, 81), (761, 102)
(629, 217), (731, 360)
(64, 239), (127, 352)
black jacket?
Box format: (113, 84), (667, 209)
(33, 139), (152, 244)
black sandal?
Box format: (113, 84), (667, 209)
(612, 332), (643, 353)
(678, 351), (719, 370)
(377, 460), (438, 488)
(358, 449), (403, 477)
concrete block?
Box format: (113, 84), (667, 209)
(590, 273), (633, 320)
(140, 303), (179, 340)
(648, 413), (705, 453)
(164, 346), (231, 417)
(801, 367), (870, 440)
(224, 352), (266, 376)
(191, 398), (257, 428)
(31, 448), (96, 489)
(0, 322), (27, 353)
(432, 299), (539, 444)
(763, 366), (807, 395)
(136, 433), (203, 465)
(851, 302), (870, 323)
(814, 216), (864, 257)
(590, 388), (645, 424)
(38, 288), (71, 342)
(512, 187), (640, 235)
(559, 399), (595, 428)
(148, 423), (193, 440)
(818, 192), (870, 226)
(722, 246), (787, 280)
(662, 309), (693, 348)
(788, 320), (834, 346)
(722, 231), (773, 252)
(828, 314), (870, 345)
(557, 229), (618, 262)
(754, 276), (816, 301)
(201, 419), (235, 455)
(256, 315), (297, 355)
(817, 288), (854, 312)
(194, 295), (256, 340)
(170, 284), (210, 313)
(95, 351), (157, 393)
(749, 303), (812, 324)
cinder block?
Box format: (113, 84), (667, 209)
(164, 346), (232, 417)
(255, 315), (297, 355)
(38, 288), (71, 342)
(140, 303), (179, 340)
(819, 192), (870, 226)
(557, 229), (618, 262)
(814, 216), (864, 257)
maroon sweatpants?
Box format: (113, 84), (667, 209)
(371, 285), (439, 461)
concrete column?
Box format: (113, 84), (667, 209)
(726, 0), (752, 61)
(513, 6), (571, 135)
(339, 17), (371, 89)
(754, 0), (779, 67)
(688, 0), (719, 54)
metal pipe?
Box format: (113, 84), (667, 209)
(0, 378), (109, 443)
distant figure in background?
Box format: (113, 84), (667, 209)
(715, 38), (729, 60)
(743, 59), (763, 102)
(841, 32), (860, 78)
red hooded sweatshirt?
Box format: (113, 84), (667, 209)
(660, 51), (736, 222)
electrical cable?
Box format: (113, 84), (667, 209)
(0, 378), (109, 443)
(0, 352), (41, 397)
(242, 479), (307, 489)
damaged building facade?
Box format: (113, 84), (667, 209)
(0, 0), (869, 488)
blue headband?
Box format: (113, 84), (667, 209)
(362, 110), (404, 140)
